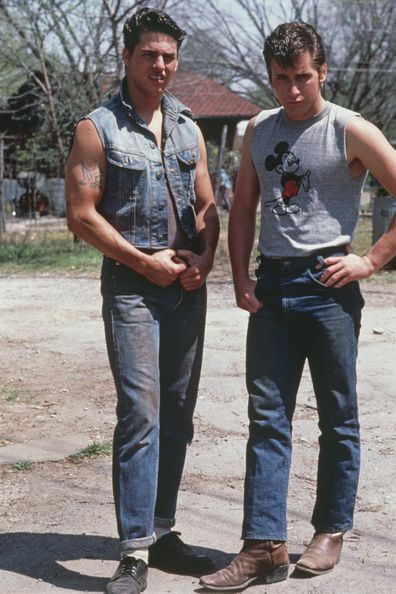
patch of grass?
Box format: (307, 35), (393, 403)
(0, 230), (102, 275)
(1, 214), (395, 281)
(352, 215), (372, 256)
(13, 460), (33, 471)
(69, 441), (112, 461)
(0, 385), (24, 402)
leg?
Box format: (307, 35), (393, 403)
(102, 289), (160, 550)
(155, 283), (207, 523)
(148, 284), (213, 574)
(296, 282), (363, 576)
(306, 284), (363, 532)
(243, 304), (306, 541)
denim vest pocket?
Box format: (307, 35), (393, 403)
(176, 149), (198, 201)
(107, 149), (148, 238)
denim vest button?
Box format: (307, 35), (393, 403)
(159, 202), (165, 210)
(156, 171), (162, 180)
(150, 142), (156, 149)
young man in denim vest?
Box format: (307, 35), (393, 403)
(66, 8), (219, 594)
(200, 22), (396, 592)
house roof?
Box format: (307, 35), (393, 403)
(169, 71), (261, 120)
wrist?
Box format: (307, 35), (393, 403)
(200, 249), (214, 269)
(362, 253), (377, 276)
(131, 251), (151, 275)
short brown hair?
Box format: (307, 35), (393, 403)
(123, 7), (186, 54)
(263, 22), (326, 80)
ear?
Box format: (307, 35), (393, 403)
(319, 63), (327, 84)
(274, 141), (289, 156)
(122, 47), (131, 68)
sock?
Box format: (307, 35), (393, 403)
(124, 548), (149, 564)
(154, 524), (171, 541)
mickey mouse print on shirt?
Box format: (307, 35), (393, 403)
(264, 141), (311, 215)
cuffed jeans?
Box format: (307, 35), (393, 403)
(242, 252), (364, 541)
(101, 257), (206, 552)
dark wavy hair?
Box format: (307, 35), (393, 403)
(123, 7), (186, 54)
(263, 22), (326, 80)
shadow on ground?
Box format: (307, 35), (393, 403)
(0, 533), (115, 592)
(0, 532), (238, 591)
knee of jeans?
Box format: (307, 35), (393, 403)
(319, 414), (360, 439)
(161, 419), (194, 445)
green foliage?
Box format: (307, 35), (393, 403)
(13, 136), (65, 176)
(69, 441), (112, 461)
(206, 141), (241, 179)
(13, 460), (33, 471)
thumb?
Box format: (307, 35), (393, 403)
(176, 249), (194, 265)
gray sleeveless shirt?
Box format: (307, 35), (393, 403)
(250, 102), (367, 257)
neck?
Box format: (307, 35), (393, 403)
(127, 81), (164, 124)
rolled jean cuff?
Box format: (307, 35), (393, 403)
(242, 532), (287, 542)
(154, 515), (176, 530)
(119, 534), (155, 554)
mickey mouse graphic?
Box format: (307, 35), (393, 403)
(265, 141), (311, 215)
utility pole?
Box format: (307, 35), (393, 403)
(214, 124), (228, 208)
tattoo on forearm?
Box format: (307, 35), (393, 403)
(79, 159), (104, 189)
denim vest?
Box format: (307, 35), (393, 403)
(87, 79), (199, 248)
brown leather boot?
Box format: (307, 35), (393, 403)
(199, 540), (289, 591)
(295, 532), (343, 575)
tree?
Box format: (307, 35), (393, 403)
(0, 0), (185, 176)
(185, 0), (396, 134)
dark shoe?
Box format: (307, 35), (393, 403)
(199, 540), (289, 591)
(295, 532), (343, 575)
(148, 531), (213, 575)
(105, 557), (147, 594)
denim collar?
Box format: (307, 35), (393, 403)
(119, 77), (192, 137)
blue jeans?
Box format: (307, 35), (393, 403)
(101, 257), (206, 553)
(242, 252), (364, 541)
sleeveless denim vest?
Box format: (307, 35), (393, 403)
(87, 79), (199, 249)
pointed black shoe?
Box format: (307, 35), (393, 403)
(148, 531), (213, 575)
(105, 557), (147, 594)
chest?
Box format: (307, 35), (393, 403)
(147, 112), (163, 148)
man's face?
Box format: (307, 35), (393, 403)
(270, 51), (327, 121)
(123, 30), (179, 99)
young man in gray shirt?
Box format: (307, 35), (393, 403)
(200, 21), (396, 592)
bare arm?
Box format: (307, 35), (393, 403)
(177, 129), (219, 290)
(320, 117), (396, 287)
(228, 118), (262, 312)
(65, 119), (186, 286)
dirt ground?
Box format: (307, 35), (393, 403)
(0, 272), (395, 594)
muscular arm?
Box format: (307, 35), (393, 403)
(177, 129), (219, 290)
(65, 119), (186, 286)
(228, 118), (262, 312)
(321, 117), (396, 287)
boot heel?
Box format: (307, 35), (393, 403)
(265, 563), (289, 584)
